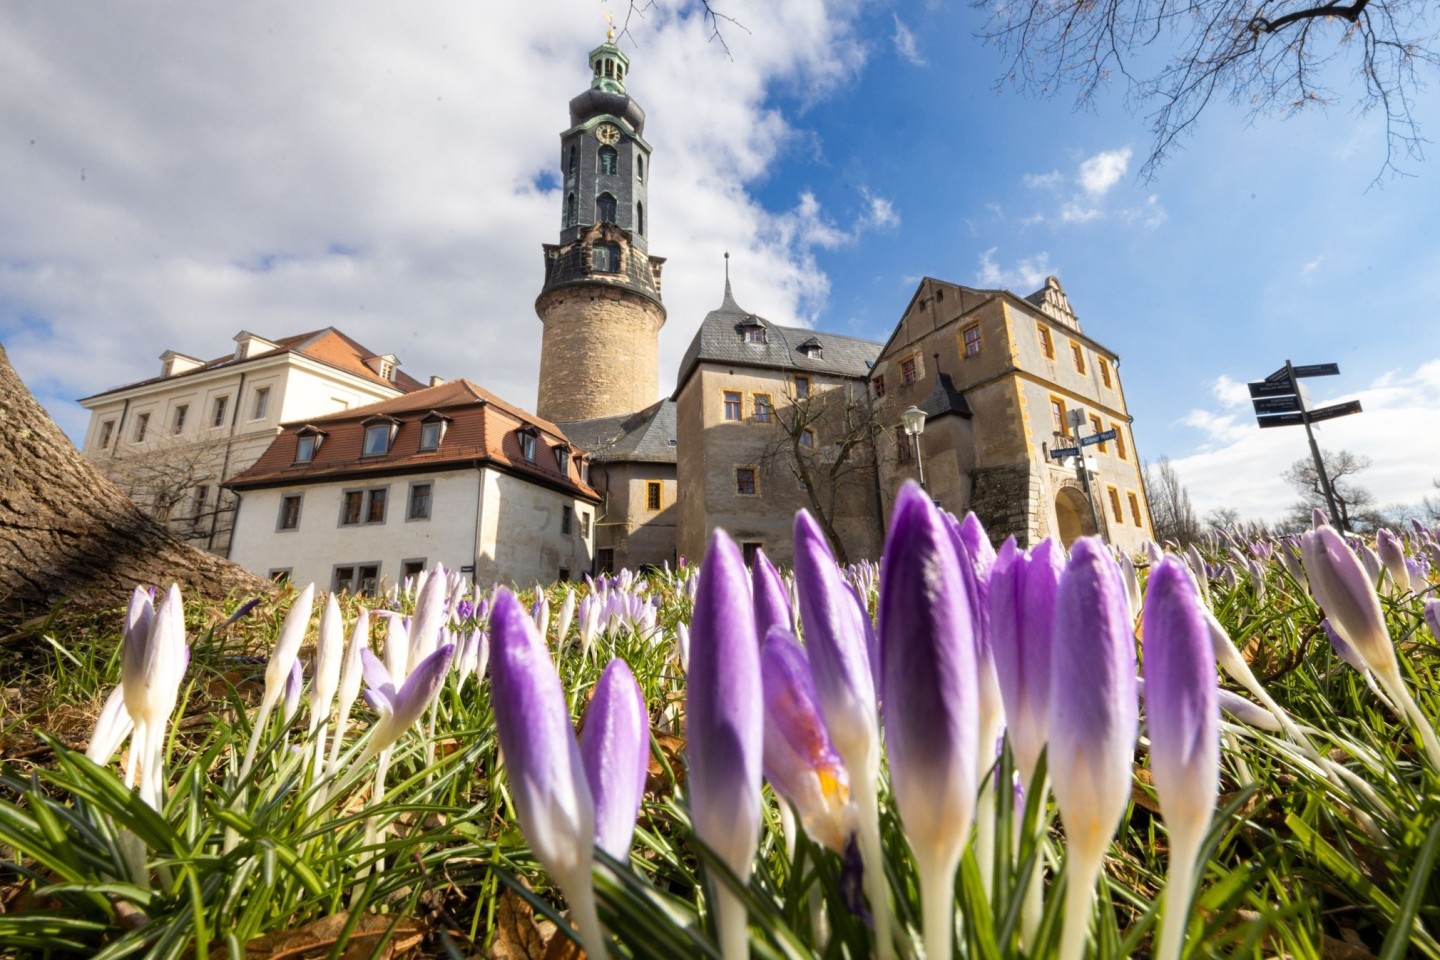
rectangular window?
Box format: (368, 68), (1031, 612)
(800, 428), (816, 449)
(1112, 423), (1128, 460)
(401, 559), (426, 581)
(647, 481), (662, 511)
(900, 357), (918, 386)
(172, 404), (188, 434)
(1098, 357), (1112, 388)
(872, 375), (885, 398)
(794, 376), (810, 399)
(562, 505), (573, 535)
(269, 568), (292, 583)
(746, 327), (767, 344)
(1050, 398), (1066, 434)
(407, 482), (432, 520)
(581, 511), (591, 537)
(597, 548), (615, 573)
(1128, 491), (1143, 527)
(133, 412), (150, 443)
(190, 485), (208, 522)
(1107, 486), (1123, 523)
(723, 391), (742, 421)
(295, 434), (317, 463)
(341, 490), (363, 525)
(741, 541), (763, 567)
(419, 420), (443, 451)
(520, 431), (537, 461)
(753, 394), (772, 424)
(212, 396), (228, 428)
(98, 420), (115, 449)
(334, 563), (381, 596)
(556, 447), (570, 473)
(366, 488), (387, 524)
(363, 423), (391, 457)
(962, 323), (981, 357)
(1038, 325), (1054, 360)
(251, 386), (270, 420)
(896, 424), (912, 462)
(1071, 341), (1086, 374)
(1089, 414), (1106, 452)
(278, 493), (302, 531)
(735, 466), (758, 496)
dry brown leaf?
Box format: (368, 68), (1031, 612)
(485, 887), (586, 960)
(240, 911), (426, 960)
(1320, 927), (1379, 960)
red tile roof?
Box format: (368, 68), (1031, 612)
(225, 379), (599, 502)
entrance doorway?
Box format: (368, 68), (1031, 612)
(1054, 486), (1097, 546)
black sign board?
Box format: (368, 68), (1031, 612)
(1050, 446), (1080, 459)
(1265, 366), (1290, 383)
(1248, 380), (1295, 399)
(1080, 429), (1117, 447)
(1308, 399), (1363, 423)
(1252, 395), (1302, 415)
(1293, 363), (1340, 379)
(1257, 412), (1306, 429)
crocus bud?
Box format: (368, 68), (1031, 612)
(281, 659), (304, 726)
(410, 570), (449, 663)
(555, 589), (577, 648)
(1300, 526), (1398, 678)
(752, 549), (792, 641)
(358, 643), (455, 763)
(310, 595), (345, 728)
(1358, 545), (1383, 587)
(989, 537), (1064, 787)
(1427, 600), (1440, 641)
(87, 684), (134, 765)
(1322, 618), (1368, 673)
(760, 627), (855, 854)
(1216, 688), (1281, 731)
(1376, 530), (1408, 596)
(880, 483), (979, 960)
(580, 659), (649, 863)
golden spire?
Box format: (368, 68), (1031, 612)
(603, 9), (616, 42)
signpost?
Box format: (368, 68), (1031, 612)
(1052, 410), (1105, 541)
(1080, 429), (1117, 448)
(1050, 446), (1080, 459)
(1248, 360), (1361, 530)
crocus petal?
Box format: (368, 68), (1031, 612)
(310, 594), (345, 724)
(409, 570), (449, 663)
(752, 549), (792, 641)
(760, 627), (854, 854)
(87, 684), (135, 764)
(490, 588), (595, 881)
(1049, 536), (1139, 859)
(580, 658), (650, 861)
(685, 529), (763, 880)
(989, 537), (1064, 785)
(1426, 600), (1440, 642)
(1142, 558), (1219, 833)
(1377, 529), (1408, 595)
(120, 587), (155, 723)
(1216, 688), (1282, 731)
(1301, 525), (1398, 677)
(1322, 619), (1368, 673)
(281, 659), (304, 726)
(359, 647), (397, 712)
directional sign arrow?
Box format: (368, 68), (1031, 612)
(1252, 395), (1302, 415)
(1265, 366), (1291, 383)
(1307, 399), (1362, 423)
(1248, 380), (1296, 399)
(1257, 412), (1306, 429)
(1293, 363), (1340, 379)
(1050, 446), (1080, 459)
(1079, 429), (1117, 447)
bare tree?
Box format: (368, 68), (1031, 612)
(105, 438), (240, 553)
(977, 0), (1440, 178)
(1423, 478), (1440, 522)
(1282, 447), (1378, 531)
(0, 343), (266, 623)
(1144, 457), (1202, 546)
(760, 381), (882, 566)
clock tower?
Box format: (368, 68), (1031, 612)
(535, 34), (666, 424)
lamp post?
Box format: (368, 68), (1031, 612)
(902, 405), (927, 492)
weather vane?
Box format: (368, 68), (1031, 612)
(603, 9), (616, 43)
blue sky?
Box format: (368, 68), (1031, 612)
(3, 0), (1438, 523)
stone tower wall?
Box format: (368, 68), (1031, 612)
(536, 285), (665, 422)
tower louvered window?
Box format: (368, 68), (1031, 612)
(598, 146), (618, 174)
(597, 193), (617, 223)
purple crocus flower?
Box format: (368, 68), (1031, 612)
(580, 659), (650, 862)
(1300, 525), (1397, 677)
(752, 548), (792, 640)
(281, 659), (304, 726)
(356, 642), (455, 764)
(1322, 618), (1369, 673)
(760, 627), (855, 854)
(1376, 529), (1408, 596)
(1050, 536), (1138, 960)
(988, 537), (1064, 787)
(686, 530), (763, 960)
(1142, 557), (1219, 960)
(1426, 600), (1440, 642)
(879, 483), (979, 960)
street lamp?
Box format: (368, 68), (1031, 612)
(901, 405), (927, 491)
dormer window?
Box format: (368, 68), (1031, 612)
(361, 417), (399, 457)
(798, 337), (823, 359)
(738, 318), (766, 344)
(418, 412), (450, 452)
(517, 426), (539, 462)
(364, 354), (400, 383)
(555, 445), (571, 473)
(294, 426), (327, 463)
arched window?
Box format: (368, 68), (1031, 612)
(567, 147), (576, 176)
(596, 192), (617, 223)
(598, 145), (618, 175)
(605, 60), (614, 78)
(565, 192), (576, 227)
(636, 156), (644, 180)
(636, 201), (645, 236)
(593, 243), (621, 273)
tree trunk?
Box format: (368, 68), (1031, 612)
(0, 343), (269, 623)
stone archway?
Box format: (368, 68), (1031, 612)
(1054, 483), (1097, 547)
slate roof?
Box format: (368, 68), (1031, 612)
(674, 281), (882, 393)
(226, 379), (599, 502)
(919, 371), (973, 420)
(559, 398), (677, 465)
(80, 327), (426, 401)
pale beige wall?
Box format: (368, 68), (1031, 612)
(475, 467), (596, 586)
(591, 462), (677, 570)
(536, 286), (665, 423)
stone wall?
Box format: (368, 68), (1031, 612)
(535, 285), (665, 423)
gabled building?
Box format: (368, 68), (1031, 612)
(225, 379), (600, 590)
(871, 275), (1153, 552)
(79, 328), (422, 555)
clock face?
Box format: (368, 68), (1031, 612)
(596, 123), (621, 145)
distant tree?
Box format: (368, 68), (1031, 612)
(0, 343), (266, 624)
(1281, 448), (1379, 532)
(1424, 479), (1440, 523)
(977, 0), (1439, 177)
(1203, 506), (1243, 532)
(106, 438), (240, 554)
(759, 381), (882, 567)
(1144, 457), (1201, 547)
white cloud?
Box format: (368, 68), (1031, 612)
(891, 14), (926, 66)
(0, 0), (871, 437)
(976, 248), (1051, 291)
(1302, 254), (1324, 274)
(1169, 362), (1440, 523)
(1078, 147), (1132, 196)
(1023, 171), (1063, 189)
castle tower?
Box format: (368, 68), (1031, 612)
(535, 33), (667, 423)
